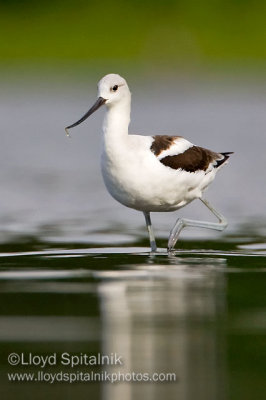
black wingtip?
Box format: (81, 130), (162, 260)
(215, 152), (234, 168)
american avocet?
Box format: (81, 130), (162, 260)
(65, 74), (233, 252)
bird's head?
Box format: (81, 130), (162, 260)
(98, 73), (130, 106)
(65, 73), (130, 135)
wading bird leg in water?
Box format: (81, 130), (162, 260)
(167, 198), (228, 252)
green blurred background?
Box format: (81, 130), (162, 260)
(1, 0), (265, 73)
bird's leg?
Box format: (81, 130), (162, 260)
(167, 197), (228, 252)
(143, 212), (157, 252)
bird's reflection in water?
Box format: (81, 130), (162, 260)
(98, 259), (227, 400)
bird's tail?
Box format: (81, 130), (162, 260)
(215, 152), (234, 168)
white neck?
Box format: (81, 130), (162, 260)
(103, 97), (131, 141)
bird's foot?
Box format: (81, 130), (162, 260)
(167, 245), (176, 255)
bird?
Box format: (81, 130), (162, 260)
(65, 74), (233, 253)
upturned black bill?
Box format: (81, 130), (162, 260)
(65, 97), (106, 135)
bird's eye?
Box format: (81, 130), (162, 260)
(112, 85), (118, 92)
